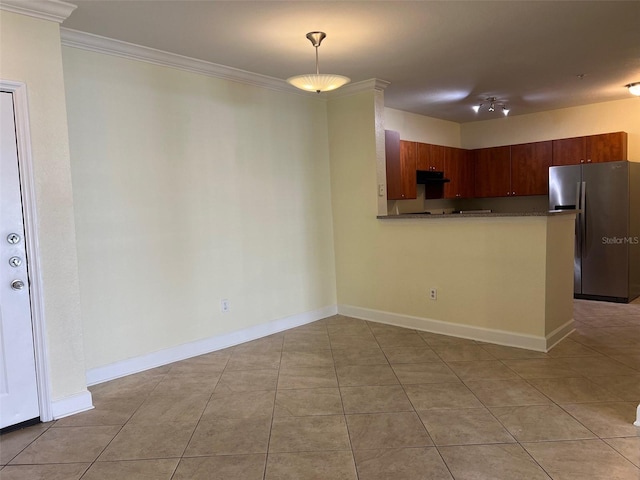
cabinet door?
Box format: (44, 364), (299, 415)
(552, 137), (586, 165)
(586, 132), (628, 163)
(444, 147), (474, 198)
(416, 143), (445, 171)
(385, 131), (417, 200)
(474, 146), (511, 198)
(511, 141), (552, 196)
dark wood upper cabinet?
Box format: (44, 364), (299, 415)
(587, 132), (628, 163)
(474, 146), (511, 198)
(552, 132), (627, 165)
(416, 143), (445, 172)
(511, 141), (552, 196)
(385, 131), (417, 200)
(444, 147), (474, 199)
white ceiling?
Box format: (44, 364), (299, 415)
(61, 0), (640, 123)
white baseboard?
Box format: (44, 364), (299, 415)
(338, 304), (573, 352)
(545, 319), (576, 350)
(635, 404), (640, 427)
(86, 305), (337, 386)
(51, 389), (93, 420)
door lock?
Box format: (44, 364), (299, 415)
(9, 256), (22, 267)
(11, 279), (25, 290)
(7, 233), (20, 244)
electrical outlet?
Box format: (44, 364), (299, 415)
(378, 184), (385, 196)
(221, 299), (230, 313)
(429, 288), (437, 300)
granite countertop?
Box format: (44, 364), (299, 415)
(377, 210), (579, 219)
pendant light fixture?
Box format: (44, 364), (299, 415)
(626, 82), (640, 96)
(287, 32), (350, 93)
(472, 97), (509, 116)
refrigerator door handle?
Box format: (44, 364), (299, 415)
(581, 181), (587, 252)
(575, 182), (582, 253)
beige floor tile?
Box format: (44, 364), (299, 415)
(405, 383), (483, 410)
(354, 447), (452, 480)
(439, 444), (552, 479)
(268, 415), (351, 452)
(480, 344), (549, 360)
(464, 379), (552, 406)
(54, 396), (145, 427)
(265, 451), (357, 480)
(523, 439), (640, 480)
(81, 459), (179, 480)
(605, 437), (640, 467)
(327, 323), (372, 336)
(381, 346), (440, 364)
(225, 350), (281, 370)
(233, 336), (283, 354)
(336, 364), (399, 386)
(340, 385), (414, 414)
(366, 322), (413, 335)
(489, 404), (596, 442)
(446, 360), (520, 381)
(325, 315), (367, 326)
(0, 463), (89, 480)
(99, 423), (194, 461)
(609, 354), (640, 372)
(561, 402), (640, 437)
(128, 393), (209, 425)
(528, 377), (623, 403)
(331, 347), (388, 366)
(277, 366), (338, 389)
(88, 371), (165, 399)
(172, 454), (266, 480)
(588, 375), (640, 401)
(151, 372), (220, 395)
(0, 423), (51, 465)
(418, 408), (515, 446)
(547, 339), (602, 358)
(373, 333), (428, 348)
(282, 334), (331, 352)
(329, 334), (379, 350)
(214, 369), (278, 393)
(279, 350), (333, 368)
(432, 345), (496, 361)
(391, 362), (460, 384)
(10, 426), (120, 464)
(184, 417), (271, 456)
(560, 356), (638, 378)
(201, 390), (275, 420)
(170, 350), (231, 370)
(345, 412), (432, 450)
(274, 388), (343, 416)
(501, 358), (582, 378)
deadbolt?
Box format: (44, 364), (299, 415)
(7, 233), (20, 244)
(9, 256), (22, 267)
(11, 279), (25, 290)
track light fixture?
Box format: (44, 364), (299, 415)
(287, 32), (350, 93)
(626, 82), (640, 96)
(472, 97), (509, 116)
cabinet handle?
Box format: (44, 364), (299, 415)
(587, 159), (591, 163)
(512, 192), (516, 195)
(580, 159), (584, 163)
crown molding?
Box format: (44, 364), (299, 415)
(328, 78), (391, 99)
(61, 28), (309, 94)
(0, 0), (76, 23)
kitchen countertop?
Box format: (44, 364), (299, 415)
(377, 210), (579, 219)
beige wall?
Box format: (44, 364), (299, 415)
(461, 98), (640, 160)
(0, 11), (87, 399)
(62, 47), (337, 370)
(385, 108), (462, 147)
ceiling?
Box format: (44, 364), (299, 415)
(61, 0), (640, 123)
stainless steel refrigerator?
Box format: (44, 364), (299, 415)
(549, 161), (640, 303)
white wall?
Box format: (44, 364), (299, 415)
(62, 47), (337, 370)
(0, 11), (87, 402)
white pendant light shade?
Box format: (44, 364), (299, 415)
(287, 31), (350, 93)
(287, 73), (350, 93)
(627, 82), (640, 96)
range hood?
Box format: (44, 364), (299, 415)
(417, 170), (450, 184)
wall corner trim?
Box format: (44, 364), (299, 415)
(51, 389), (93, 419)
(0, 0), (77, 23)
(86, 305), (338, 386)
(338, 304), (551, 352)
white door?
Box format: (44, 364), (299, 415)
(0, 91), (39, 429)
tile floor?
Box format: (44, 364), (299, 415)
(1, 299), (639, 479)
